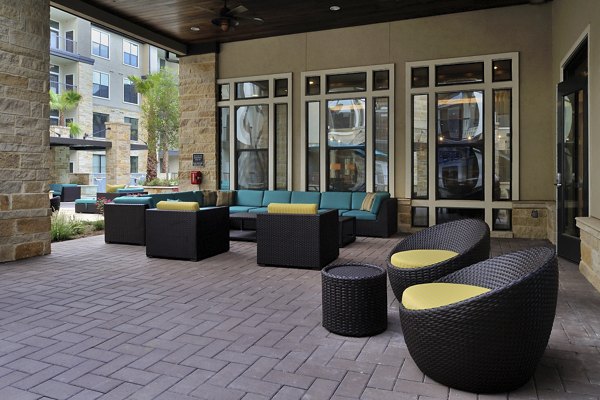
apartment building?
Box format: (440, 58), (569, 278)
(49, 7), (178, 191)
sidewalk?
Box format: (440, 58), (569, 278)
(55, 201), (104, 222)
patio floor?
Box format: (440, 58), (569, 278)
(0, 235), (599, 400)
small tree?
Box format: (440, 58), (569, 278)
(49, 90), (82, 127)
(129, 70), (179, 182)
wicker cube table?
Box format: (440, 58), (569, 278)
(321, 263), (387, 337)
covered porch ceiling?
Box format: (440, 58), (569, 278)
(51, 0), (543, 55)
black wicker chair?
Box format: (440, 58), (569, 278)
(50, 196), (61, 212)
(256, 209), (339, 269)
(145, 206), (230, 261)
(387, 218), (490, 300)
(104, 203), (148, 245)
(399, 247), (558, 393)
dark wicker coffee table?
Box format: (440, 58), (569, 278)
(229, 212), (258, 242)
(321, 263), (387, 337)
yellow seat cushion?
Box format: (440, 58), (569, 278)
(156, 201), (199, 211)
(267, 203), (318, 214)
(402, 283), (491, 310)
(106, 184), (126, 193)
(390, 249), (458, 269)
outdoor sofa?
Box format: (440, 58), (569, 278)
(49, 183), (81, 202)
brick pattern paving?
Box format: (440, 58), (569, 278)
(0, 235), (598, 399)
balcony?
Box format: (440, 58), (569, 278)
(50, 32), (77, 54)
(49, 81), (78, 94)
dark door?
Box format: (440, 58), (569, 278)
(557, 77), (587, 262)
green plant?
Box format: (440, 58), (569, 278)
(141, 177), (178, 186)
(67, 121), (83, 138)
(49, 90), (82, 126)
(51, 213), (84, 242)
(88, 219), (104, 231)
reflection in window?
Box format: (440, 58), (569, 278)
(219, 84), (230, 101)
(374, 98), (389, 192)
(93, 112), (109, 138)
(219, 107), (230, 190)
(124, 117), (138, 141)
(494, 89), (512, 200)
(275, 104), (288, 190)
(327, 99), (366, 191)
(306, 102), (320, 191)
(275, 79), (288, 97)
(412, 207), (429, 227)
(493, 209), (512, 230)
(235, 81), (268, 99)
(493, 59), (512, 82)
(236, 105), (269, 190)
(437, 91), (484, 200)
(411, 67), (429, 88)
(306, 76), (320, 95)
(436, 62), (484, 86)
(412, 94), (428, 198)
(437, 207), (484, 224)
(327, 73), (367, 94)
(373, 70), (389, 90)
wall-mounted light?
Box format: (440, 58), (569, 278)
(329, 5), (341, 11)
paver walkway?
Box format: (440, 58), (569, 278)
(0, 235), (598, 399)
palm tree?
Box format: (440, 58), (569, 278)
(49, 90), (82, 127)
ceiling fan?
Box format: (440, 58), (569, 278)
(210, 1), (264, 32)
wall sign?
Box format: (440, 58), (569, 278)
(192, 153), (205, 167)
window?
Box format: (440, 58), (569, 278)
(124, 117), (138, 141)
(69, 162), (74, 174)
(93, 112), (109, 138)
(91, 28), (109, 58)
(92, 154), (106, 173)
(93, 71), (109, 98)
(218, 74), (292, 190)
(123, 40), (139, 67)
(50, 20), (59, 50)
(130, 156), (139, 173)
(407, 53), (518, 230)
(49, 64), (59, 94)
(65, 74), (74, 91)
(302, 64), (394, 192)
(50, 110), (59, 126)
(123, 78), (138, 104)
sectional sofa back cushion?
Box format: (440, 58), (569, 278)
(320, 192), (352, 210)
(291, 191), (321, 205)
(113, 196), (153, 206)
(350, 192), (390, 213)
(117, 187), (145, 193)
(235, 190), (263, 207)
(268, 203), (318, 214)
(262, 191), (292, 206)
(201, 190), (218, 206)
(370, 192), (390, 214)
(156, 201), (199, 211)
(49, 183), (63, 195)
(216, 191), (234, 206)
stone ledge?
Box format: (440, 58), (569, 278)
(576, 216), (600, 236)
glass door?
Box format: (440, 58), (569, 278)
(557, 77), (587, 262)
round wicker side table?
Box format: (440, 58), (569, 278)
(321, 263), (387, 337)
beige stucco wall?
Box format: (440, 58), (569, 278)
(218, 4), (554, 200)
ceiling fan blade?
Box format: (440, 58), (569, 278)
(235, 15), (264, 24)
(228, 4), (248, 15)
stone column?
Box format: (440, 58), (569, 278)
(76, 62), (93, 137)
(105, 122), (131, 185)
(577, 217), (600, 293)
(0, 0), (51, 262)
(49, 146), (70, 184)
(178, 53), (217, 191)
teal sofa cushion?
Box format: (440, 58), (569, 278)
(235, 190), (264, 207)
(320, 192), (352, 210)
(319, 209), (349, 216)
(62, 184), (78, 188)
(342, 210), (377, 220)
(49, 184), (63, 194)
(291, 191), (321, 205)
(117, 187), (145, 193)
(75, 198), (96, 205)
(262, 191), (292, 206)
(371, 192), (390, 214)
(248, 207), (269, 214)
(230, 206), (253, 213)
(113, 196), (153, 206)
(351, 192), (367, 210)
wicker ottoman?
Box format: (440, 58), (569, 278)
(321, 263), (387, 337)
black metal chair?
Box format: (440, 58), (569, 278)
(387, 218), (490, 300)
(399, 247), (558, 393)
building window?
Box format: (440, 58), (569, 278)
(407, 53), (519, 230)
(93, 71), (109, 98)
(302, 64), (394, 193)
(123, 40), (139, 67)
(92, 154), (106, 173)
(93, 112), (109, 138)
(69, 162), (74, 174)
(49, 64), (59, 94)
(217, 74), (292, 190)
(130, 156), (139, 173)
(50, 110), (59, 126)
(123, 78), (138, 104)
(124, 117), (138, 141)
(65, 74), (74, 91)
(50, 20), (59, 50)
(91, 28), (109, 58)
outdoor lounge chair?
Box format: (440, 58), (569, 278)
(387, 218), (490, 300)
(256, 209), (339, 269)
(104, 203), (148, 245)
(398, 247), (558, 393)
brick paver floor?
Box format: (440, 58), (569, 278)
(0, 234), (599, 399)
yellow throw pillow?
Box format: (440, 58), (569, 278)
(402, 283), (490, 310)
(361, 192), (376, 211)
(216, 191), (234, 206)
(390, 249), (458, 269)
(202, 190), (217, 207)
(268, 203), (318, 214)
(156, 201), (199, 211)
(106, 184), (126, 193)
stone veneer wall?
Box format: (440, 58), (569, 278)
(76, 62), (93, 136)
(178, 53), (217, 192)
(105, 122), (131, 186)
(577, 217), (600, 292)
(0, 0), (51, 262)
(512, 201), (555, 243)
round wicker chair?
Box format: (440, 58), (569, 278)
(399, 247), (558, 393)
(387, 218), (490, 300)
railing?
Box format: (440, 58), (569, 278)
(49, 82), (78, 94)
(50, 33), (77, 54)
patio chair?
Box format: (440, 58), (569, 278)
(104, 203), (148, 245)
(145, 205), (229, 261)
(387, 218), (490, 300)
(50, 195), (60, 212)
(256, 208), (339, 269)
(398, 247), (558, 393)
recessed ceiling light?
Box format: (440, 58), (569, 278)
(329, 5), (341, 11)
(190, 26), (200, 31)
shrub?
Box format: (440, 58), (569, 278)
(88, 219), (104, 231)
(96, 197), (112, 215)
(51, 213), (84, 242)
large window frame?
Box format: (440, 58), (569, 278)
(93, 71), (110, 99)
(301, 64), (395, 193)
(123, 77), (138, 105)
(123, 40), (139, 68)
(406, 53), (519, 231)
(91, 28), (110, 59)
(217, 73), (292, 190)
